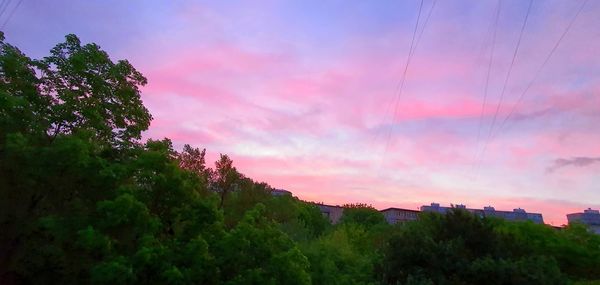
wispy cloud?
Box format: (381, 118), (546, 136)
(547, 157), (600, 173)
(9, 0), (600, 225)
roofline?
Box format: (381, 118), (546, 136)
(566, 212), (599, 216)
(380, 207), (420, 213)
(421, 205), (543, 215)
(312, 202), (344, 209)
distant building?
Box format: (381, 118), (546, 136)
(420, 203), (544, 224)
(316, 204), (344, 224)
(567, 208), (600, 234)
(420, 202), (451, 214)
(270, 188), (292, 196)
(380, 207), (420, 224)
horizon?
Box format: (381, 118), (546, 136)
(6, 0), (600, 225)
(280, 188), (589, 226)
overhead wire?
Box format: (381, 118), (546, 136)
(372, 0), (436, 151)
(475, 0), (533, 170)
(0, 0), (12, 21)
(415, 0), (437, 48)
(378, 0), (426, 168)
(1, 0), (22, 30)
(492, 0), (588, 139)
(473, 0), (502, 162)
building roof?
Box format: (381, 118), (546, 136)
(567, 208), (600, 216)
(313, 203), (344, 209)
(271, 188), (292, 194)
(380, 207), (420, 213)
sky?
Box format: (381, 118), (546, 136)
(6, 0), (600, 225)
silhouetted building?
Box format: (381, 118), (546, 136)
(567, 208), (600, 234)
(380, 207), (420, 224)
(419, 202), (451, 214)
(270, 188), (292, 196)
(316, 204), (344, 224)
(420, 203), (544, 224)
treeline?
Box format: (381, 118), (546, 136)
(1, 34), (600, 285)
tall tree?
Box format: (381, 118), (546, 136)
(212, 154), (239, 209)
(0, 32), (52, 138)
(177, 144), (207, 177)
(1, 33), (152, 147)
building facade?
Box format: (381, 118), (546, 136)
(381, 207), (420, 224)
(420, 203), (544, 224)
(567, 208), (600, 234)
(316, 204), (344, 224)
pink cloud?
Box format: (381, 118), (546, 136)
(128, 1), (600, 228)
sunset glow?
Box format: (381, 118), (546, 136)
(8, 0), (600, 225)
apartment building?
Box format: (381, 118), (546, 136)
(380, 207), (420, 224)
(567, 208), (600, 234)
(420, 203), (544, 224)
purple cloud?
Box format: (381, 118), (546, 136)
(547, 157), (600, 173)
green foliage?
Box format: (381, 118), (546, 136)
(218, 204), (311, 285)
(178, 144), (207, 178)
(302, 224), (380, 285)
(212, 154), (239, 209)
(41, 34), (152, 146)
(0, 33), (151, 148)
(265, 195), (330, 241)
(340, 203), (387, 229)
(574, 281), (600, 285)
(379, 209), (569, 285)
(496, 220), (600, 280)
(91, 256), (135, 285)
(0, 33), (50, 138)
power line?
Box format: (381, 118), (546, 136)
(476, 0), (533, 168)
(372, 0), (436, 151)
(375, 0), (437, 144)
(0, 0), (12, 21)
(492, 0), (588, 139)
(415, 0), (437, 48)
(486, 0), (533, 140)
(379, 0), (426, 165)
(474, 0), (502, 160)
(469, 0), (502, 180)
(1, 0), (22, 30)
